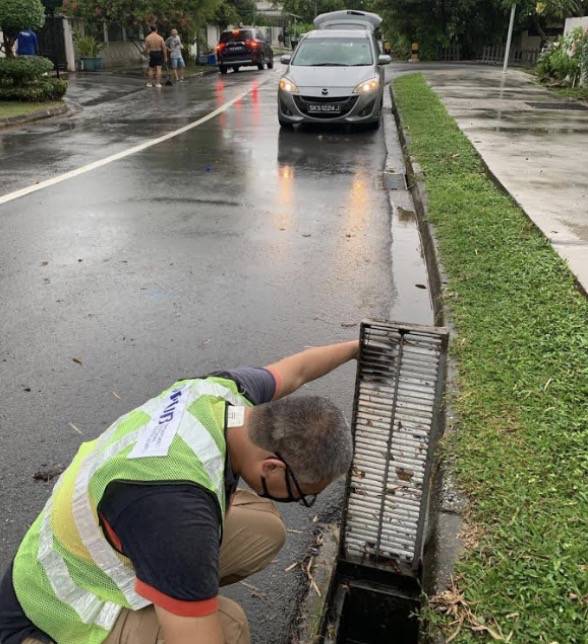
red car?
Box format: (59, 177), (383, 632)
(216, 28), (274, 74)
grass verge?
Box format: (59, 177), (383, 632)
(0, 100), (63, 120)
(393, 74), (588, 643)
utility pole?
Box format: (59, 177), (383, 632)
(503, 4), (516, 73)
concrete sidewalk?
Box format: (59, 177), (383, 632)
(405, 64), (588, 293)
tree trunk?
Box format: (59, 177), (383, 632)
(532, 13), (548, 49)
(3, 32), (16, 57)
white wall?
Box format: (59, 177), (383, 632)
(564, 16), (588, 36)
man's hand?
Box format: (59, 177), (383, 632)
(265, 339), (359, 398)
(155, 604), (224, 644)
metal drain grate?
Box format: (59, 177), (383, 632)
(341, 320), (448, 575)
(526, 101), (588, 111)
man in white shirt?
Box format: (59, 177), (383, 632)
(166, 29), (186, 82)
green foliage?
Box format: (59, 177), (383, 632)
(374, 0), (510, 60)
(536, 27), (588, 87)
(0, 0), (45, 33)
(0, 55), (54, 81)
(0, 77), (68, 100)
(280, 0), (370, 26)
(213, 0), (256, 30)
(394, 73), (588, 644)
(0, 0), (46, 57)
(74, 33), (105, 57)
(64, 0), (222, 39)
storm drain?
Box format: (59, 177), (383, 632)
(323, 320), (449, 644)
(526, 101), (588, 111)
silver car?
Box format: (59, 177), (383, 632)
(278, 11), (390, 129)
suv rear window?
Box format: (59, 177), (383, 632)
(220, 30), (254, 43)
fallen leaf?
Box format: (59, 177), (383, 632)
(68, 422), (83, 435)
(72, 357), (83, 366)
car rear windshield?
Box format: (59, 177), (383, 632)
(292, 37), (373, 66)
(220, 30), (254, 43)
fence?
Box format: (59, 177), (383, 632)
(481, 45), (540, 66)
(437, 45), (462, 61)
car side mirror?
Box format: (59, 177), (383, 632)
(280, 54), (292, 65)
(378, 54), (392, 65)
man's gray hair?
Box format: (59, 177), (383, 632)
(249, 396), (352, 485)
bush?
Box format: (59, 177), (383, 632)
(0, 78), (68, 101)
(536, 27), (588, 87)
(0, 56), (54, 83)
(0, 0), (45, 35)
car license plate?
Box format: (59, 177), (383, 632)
(308, 103), (341, 114)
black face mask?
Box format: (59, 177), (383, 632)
(259, 452), (317, 508)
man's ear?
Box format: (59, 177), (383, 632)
(261, 458), (286, 476)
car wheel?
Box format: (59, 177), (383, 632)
(232, 66), (240, 73)
(258, 58), (265, 71)
(268, 58), (274, 69)
(219, 65), (227, 75)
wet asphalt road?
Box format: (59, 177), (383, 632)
(0, 68), (397, 642)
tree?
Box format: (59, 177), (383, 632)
(374, 0), (509, 59)
(214, 0), (257, 30)
(63, 0), (221, 40)
(496, 0), (588, 47)
(0, 0), (46, 57)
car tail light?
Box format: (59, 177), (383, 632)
(216, 43), (225, 53)
(246, 39), (259, 49)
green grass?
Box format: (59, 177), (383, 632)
(393, 74), (588, 643)
(547, 85), (588, 102)
(0, 100), (63, 120)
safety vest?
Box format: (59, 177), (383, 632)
(12, 377), (251, 644)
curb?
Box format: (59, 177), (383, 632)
(389, 80), (467, 640)
(291, 88), (465, 644)
(0, 102), (70, 130)
(292, 524), (339, 644)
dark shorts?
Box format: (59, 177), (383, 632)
(149, 51), (164, 68)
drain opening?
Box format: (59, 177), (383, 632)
(322, 320), (449, 643)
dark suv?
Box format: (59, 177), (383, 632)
(216, 28), (274, 74)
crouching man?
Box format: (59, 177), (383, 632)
(0, 340), (358, 644)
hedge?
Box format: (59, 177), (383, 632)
(0, 56), (54, 83)
(0, 78), (68, 101)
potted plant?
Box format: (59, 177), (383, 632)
(75, 34), (105, 72)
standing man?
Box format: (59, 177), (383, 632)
(16, 29), (38, 56)
(166, 29), (186, 82)
(144, 25), (167, 88)
(0, 339), (358, 644)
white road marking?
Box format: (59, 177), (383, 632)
(0, 78), (269, 207)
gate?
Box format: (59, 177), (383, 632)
(38, 15), (67, 72)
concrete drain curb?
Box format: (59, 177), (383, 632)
(291, 87), (467, 644)
(389, 83), (468, 640)
(0, 102), (70, 130)
(292, 524), (340, 644)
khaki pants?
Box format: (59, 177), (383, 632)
(102, 490), (286, 644)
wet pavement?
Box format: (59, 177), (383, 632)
(394, 64), (588, 293)
(0, 69), (434, 641)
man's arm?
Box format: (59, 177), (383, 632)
(155, 605), (223, 644)
(265, 340), (359, 399)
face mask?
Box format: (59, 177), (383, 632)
(259, 453), (317, 508)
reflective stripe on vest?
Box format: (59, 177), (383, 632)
(38, 479), (121, 629)
(69, 379), (245, 609)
